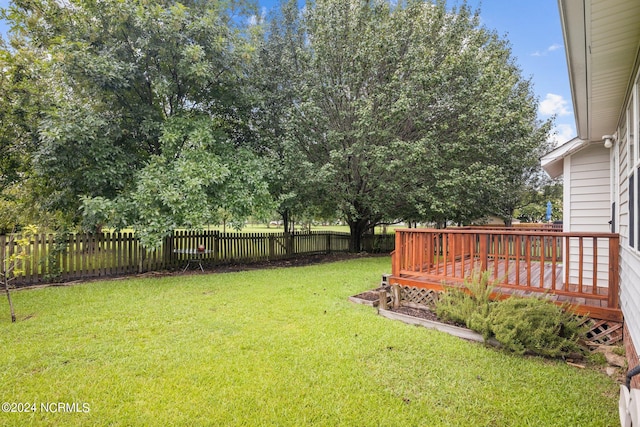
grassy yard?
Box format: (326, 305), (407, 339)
(0, 257), (618, 426)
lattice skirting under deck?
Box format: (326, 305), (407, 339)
(388, 284), (624, 349)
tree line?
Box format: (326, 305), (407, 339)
(0, 0), (554, 251)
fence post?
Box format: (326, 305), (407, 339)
(164, 233), (174, 269)
(138, 245), (144, 274)
(269, 234), (275, 260)
(326, 234), (332, 254)
(285, 232), (293, 256)
(213, 231), (220, 263)
(0, 234), (5, 281)
(392, 231), (402, 276)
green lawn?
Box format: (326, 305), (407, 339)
(0, 257), (618, 426)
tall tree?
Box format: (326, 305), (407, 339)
(289, 0), (411, 250)
(250, 0), (314, 233)
(5, 0), (272, 245)
(387, 2), (552, 227)
(285, 0), (550, 248)
(284, 0), (548, 249)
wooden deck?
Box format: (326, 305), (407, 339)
(390, 228), (622, 322)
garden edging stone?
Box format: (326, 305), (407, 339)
(377, 308), (500, 346)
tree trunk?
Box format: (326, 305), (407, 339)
(282, 209), (290, 234)
(3, 273), (16, 323)
(348, 219), (369, 253)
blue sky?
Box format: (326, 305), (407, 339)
(0, 0), (575, 145)
(463, 0), (575, 145)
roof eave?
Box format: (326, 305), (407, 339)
(558, 0), (589, 140)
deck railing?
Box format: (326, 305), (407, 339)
(391, 228), (620, 320)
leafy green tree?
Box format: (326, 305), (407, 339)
(516, 178), (563, 223)
(281, 0), (551, 248)
(286, 0), (412, 250)
(250, 0), (329, 233)
(5, 0), (272, 246)
(391, 2), (552, 227)
(0, 28), (56, 228)
(2, 225), (37, 322)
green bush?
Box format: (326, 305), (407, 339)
(434, 269), (587, 358)
(487, 297), (586, 358)
(435, 270), (495, 338)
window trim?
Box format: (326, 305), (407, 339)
(627, 73), (640, 252)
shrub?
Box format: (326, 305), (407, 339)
(487, 296), (586, 358)
(435, 270), (496, 338)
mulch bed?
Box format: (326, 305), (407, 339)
(393, 305), (441, 322)
(389, 305), (468, 327)
(350, 289), (382, 302)
(16, 252), (386, 290)
(350, 289), (465, 327)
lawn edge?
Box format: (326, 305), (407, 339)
(377, 307), (500, 346)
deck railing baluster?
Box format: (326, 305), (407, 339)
(578, 237), (584, 294)
(593, 237), (598, 295)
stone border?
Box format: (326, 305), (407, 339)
(378, 308), (499, 346)
(349, 288), (499, 346)
(348, 295), (379, 307)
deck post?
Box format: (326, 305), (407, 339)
(479, 233), (488, 271)
(609, 235), (620, 309)
(393, 231), (402, 277)
(392, 284), (401, 309)
(379, 290), (388, 310)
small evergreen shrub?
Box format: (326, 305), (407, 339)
(487, 296), (586, 358)
(435, 270), (496, 338)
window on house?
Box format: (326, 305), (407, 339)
(629, 77), (640, 251)
(630, 100), (635, 170)
(631, 172), (635, 248)
(637, 77), (640, 164)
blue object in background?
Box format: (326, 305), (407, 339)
(546, 201), (552, 221)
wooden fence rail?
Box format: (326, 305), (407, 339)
(1, 231), (394, 286)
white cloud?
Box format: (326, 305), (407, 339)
(539, 93), (571, 116)
(247, 7), (267, 26)
(531, 43), (563, 57)
(548, 123), (576, 146)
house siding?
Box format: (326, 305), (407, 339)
(620, 244), (640, 359)
(617, 129), (640, 359)
(568, 144), (612, 233)
(619, 136), (629, 241)
(567, 144), (611, 286)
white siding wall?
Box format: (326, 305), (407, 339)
(568, 144), (612, 231)
(620, 248), (640, 348)
(619, 132), (629, 242)
(566, 144), (611, 286)
(618, 126), (640, 354)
